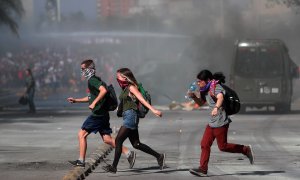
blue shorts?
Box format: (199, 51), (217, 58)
(122, 109), (139, 130)
(81, 114), (112, 135)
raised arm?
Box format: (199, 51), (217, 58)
(128, 85), (162, 117)
(188, 92), (205, 106)
(89, 85), (107, 110)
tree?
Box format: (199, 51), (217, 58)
(0, 0), (24, 36)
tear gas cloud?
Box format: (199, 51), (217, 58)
(1, 0), (299, 105)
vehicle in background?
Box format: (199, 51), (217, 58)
(230, 39), (299, 113)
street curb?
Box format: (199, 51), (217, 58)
(62, 143), (113, 180)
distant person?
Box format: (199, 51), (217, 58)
(188, 69), (254, 177)
(102, 68), (165, 174)
(24, 68), (36, 113)
(67, 59), (135, 168)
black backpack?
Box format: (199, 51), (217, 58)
(105, 84), (118, 111)
(220, 84), (240, 115)
(209, 84), (240, 115)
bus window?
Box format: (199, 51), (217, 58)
(235, 46), (283, 78)
(235, 47), (257, 77)
(259, 47), (283, 77)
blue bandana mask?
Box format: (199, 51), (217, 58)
(200, 81), (211, 92)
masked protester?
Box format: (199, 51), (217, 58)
(102, 68), (165, 174)
(24, 68), (36, 113)
(188, 69), (254, 177)
(67, 60), (136, 168)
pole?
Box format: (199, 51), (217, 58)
(57, 0), (61, 22)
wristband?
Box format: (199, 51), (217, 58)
(214, 106), (219, 109)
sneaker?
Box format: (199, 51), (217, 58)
(157, 153), (166, 170)
(246, 145), (254, 165)
(102, 164), (117, 174)
(127, 151), (136, 169)
(68, 160), (85, 167)
(189, 168), (208, 177)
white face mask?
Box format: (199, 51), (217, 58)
(81, 62), (96, 80)
(81, 68), (95, 80)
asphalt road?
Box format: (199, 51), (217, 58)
(1, 102), (300, 180)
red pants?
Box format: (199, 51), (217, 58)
(200, 124), (248, 172)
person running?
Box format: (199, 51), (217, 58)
(67, 60), (136, 168)
(102, 67), (165, 173)
(188, 69), (254, 177)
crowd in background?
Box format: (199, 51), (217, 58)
(0, 35), (201, 105)
(0, 44), (118, 98)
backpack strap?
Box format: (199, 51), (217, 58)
(209, 91), (217, 103)
(209, 80), (218, 102)
(209, 82), (226, 115)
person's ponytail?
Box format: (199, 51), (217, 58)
(213, 72), (225, 84)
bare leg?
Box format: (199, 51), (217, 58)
(78, 129), (89, 160)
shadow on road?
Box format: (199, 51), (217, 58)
(96, 166), (190, 177)
(101, 168), (285, 178)
(209, 170), (285, 177)
(0, 161), (70, 171)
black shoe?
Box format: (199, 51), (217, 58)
(157, 153), (166, 170)
(68, 160), (85, 167)
(127, 151), (136, 169)
(102, 165), (117, 174)
(246, 145), (254, 165)
(189, 168), (208, 177)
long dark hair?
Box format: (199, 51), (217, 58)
(197, 69), (225, 84)
(117, 68), (138, 86)
(197, 69), (212, 82)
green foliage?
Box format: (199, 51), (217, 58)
(0, 0), (24, 36)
